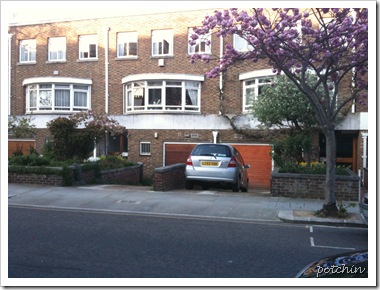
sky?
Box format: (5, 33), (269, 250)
(3, 1), (223, 25)
(5, 1), (374, 25)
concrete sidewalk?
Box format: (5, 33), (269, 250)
(8, 183), (366, 227)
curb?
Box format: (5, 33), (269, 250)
(278, 210), (367, 228)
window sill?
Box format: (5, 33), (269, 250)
(46, 60), (67, 64)
(150, 55), (174, 59)
(77, 58), (99, 63)
(17, 61), (36, 66)
(116, 56), (138, 60)
(26, 110), (89, 115)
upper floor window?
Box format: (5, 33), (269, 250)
(233, 34), (253, 52)
(25, 81), (91, 113)
(48, 37), (66, 62)
(240, 70), (275, 112)
(188, 28), (211, 54)
(79, 35), (98, 60)
(117, 32), (138, 58)
(152, 29), (173, 57)
(19, 39), (36, 63)
(123, 77), (202, 113)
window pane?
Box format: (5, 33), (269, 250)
(29, 90), (37, 108)
(55, 90), (70, 109)
(148, 81), (162, 86)
(186, 89), (198, 106)
(148, 88), (161, 105)
(166, 87), (182, 106)
(129, 42), (137, 56)
(39, 90), (52, 107)
(245, 87), (255, 105)
(74, 92), (87, 107)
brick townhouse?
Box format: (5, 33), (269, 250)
(7, 8), (368, 189)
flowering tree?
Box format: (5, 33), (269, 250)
(190, 8), (368, 214)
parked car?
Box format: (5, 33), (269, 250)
(295, 250), (368, 278)
(185, 143), (250, 192)
(359, 193), (368, 225)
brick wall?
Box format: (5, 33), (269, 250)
(9, 172), (65, 186)
(154, 163), (186, 191)
(271, 168), (360, 201)
(8, 164), (143, 186)
(96, 164), (143, 185)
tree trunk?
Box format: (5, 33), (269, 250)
(323, 127), (338, 215)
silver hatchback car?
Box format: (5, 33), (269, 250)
(185, 143), (250, 192)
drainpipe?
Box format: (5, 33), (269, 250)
(104, 27), (110, 114)
(8, 33), (12, 115)
(219, 33), (224, 114)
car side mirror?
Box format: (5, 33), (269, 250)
(245, 164), (250, 169)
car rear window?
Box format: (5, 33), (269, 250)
(191, 144), (232, 157)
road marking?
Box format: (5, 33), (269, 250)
(310, 226), (313, 233)
(310, 236), (356, 250)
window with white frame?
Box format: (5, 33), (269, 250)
(79, 35), (98, 60)
(48, 37), (66, 61)
(140, 142), (151, 156)
(117, 32), (138, 58)
(19, 39), (36, 63)
(152, 29), (173, 56)
(233, 34), (253, 52)
(241, 72), (274, 112)
(124, 79), (201, 113)
(188, 28), (211, 54)
(26, 83), (91, 113)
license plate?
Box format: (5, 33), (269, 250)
(201, 161), (219, 167)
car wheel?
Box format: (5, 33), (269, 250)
(185, 180), (194, 190)
(232, 178), (240, 192)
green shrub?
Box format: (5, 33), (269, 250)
(8, 154), (51, 166)
(83, 155), (136, 171)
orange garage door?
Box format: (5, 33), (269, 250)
(165, 143), (197, 166)
(233, 144), (272, 190)
(164, 143), (272, 190)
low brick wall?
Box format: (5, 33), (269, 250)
(95, 164), (143, 185)
(154, 163), (186, 191)
(9, 163), (144, 186)
(9, 172), (65, 186)
(271, 168), (360, 201)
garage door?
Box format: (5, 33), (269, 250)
(165, 143), (197, 165)
(165, 143), (272, 190)
(233, 144), (272, 190)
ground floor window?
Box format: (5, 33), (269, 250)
(140, 142), (151, 156)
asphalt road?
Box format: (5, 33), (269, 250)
(8, 206), (368, 279)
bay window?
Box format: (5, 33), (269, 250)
(123, 77), (201, 113)
(240, 69), (275, 112)
(25, 81), (91, 113)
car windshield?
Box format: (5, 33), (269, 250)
(192, 145), (231, 157)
